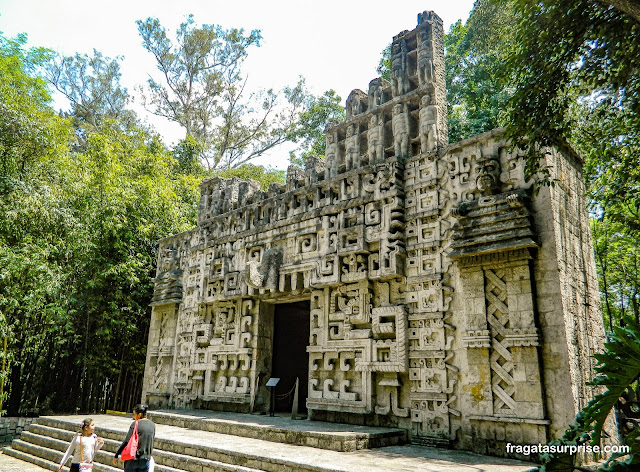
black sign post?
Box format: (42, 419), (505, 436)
(266, 377), (280, 417)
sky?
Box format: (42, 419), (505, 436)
(0, 0), (475, 169)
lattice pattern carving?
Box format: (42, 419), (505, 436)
(485, 268), (516, 413)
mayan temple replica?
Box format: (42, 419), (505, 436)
(142, 11), (608, 456)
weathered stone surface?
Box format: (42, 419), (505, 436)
(142, 10), (611, 459)
(0, 418), (38, 446)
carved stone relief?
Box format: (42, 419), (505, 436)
(143, 10), (609, 458)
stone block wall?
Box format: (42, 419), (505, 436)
(0, 417), (37, 445)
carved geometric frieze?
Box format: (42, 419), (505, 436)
(307, 349), (373, 413)
(406, 246), (442, 278)
(501, 328), (540, 348)
(150, 267), (183, 306)
(341, 254), (368, 283)
(371, 305), (402, 339)
(312, 255), (340, 286)
(355, 307), (408, 373)
(462, 329), (491, 348)
(410, 392), (459, 445)
(337, 225), (367, 255)
(405, 278), (450, 313)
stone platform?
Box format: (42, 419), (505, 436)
(148, 409), (407, 451)
(2, 412), (537, 472)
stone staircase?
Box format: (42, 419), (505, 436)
(4, 419), (254, 472)
(2, 412), (404, 472)
(2, 412), (535, 472)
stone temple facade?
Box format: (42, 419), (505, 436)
(142, 11), (608, 456)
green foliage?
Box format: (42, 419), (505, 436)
(585, 321), (640, 441)
(0, 30), (204, 414)
(64, 123), (199, 400)
(0, 33), (69, 187)
(503, 0), (640, 185)
(0, 31), (75, 414)
(591, 217), (640, 331)
(45, 50), (137, 137)
(213, 163), (285, 190)
(537, 320), (640, 471)
(172, 136), (208, 176)
(172, 137), (286, 188)
(376, 44), (391, 82)
(576, 96), (640, 233)
(444, 1), (515, 143)
(537, 415), (594, 471)
(137, 15), (313, 170)
(0, 241), (68, 413)
(287, 82), (345, 165)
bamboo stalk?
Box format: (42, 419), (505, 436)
(1, 337), (7, 416)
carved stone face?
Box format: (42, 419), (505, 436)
(476, 157), (501, 193)
(421, 94), (431, 106)
(160, 246), (176, 272)
(370, 115), (378, 126)
(347, 125), (355, 137)
(393, 104), (403, 115)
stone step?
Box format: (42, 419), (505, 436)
(147, 409), (408, 451)
(14, 432), (183, 472)
(38, 411), (407, 452)
(3, 446), (60, 471)
(32, 417), (312, 472)
(5, 415), (536, 472)
(12, 425), (265, 472)
(6, 440), (122, 472)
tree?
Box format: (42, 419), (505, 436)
(0, 32), (74, 415)
(0, 33), (69, 189)
(600, 0), (640, 22)
(137, 15), (309, 170)
(172, 135), (207, 176)
(591, 216), (640, 330)
(287, 84), (345, 166)
(45, 50), (137, 136)
(445, 2), (515, 142)
(502, 0), (640, 191)
(58, 123), (200, 413)
(1, 30), (206, 414)
(214, 163), (285, 190)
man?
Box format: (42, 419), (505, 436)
(113, 404), (156, 472)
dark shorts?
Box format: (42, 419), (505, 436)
(124, 459), (149, 472)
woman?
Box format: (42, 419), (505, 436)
(58, 418), (104, 472)
(113, 404), (156, 472)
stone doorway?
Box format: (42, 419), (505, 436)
(271, 300), (310, 413)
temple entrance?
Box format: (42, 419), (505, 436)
(271, 300), (310, 413)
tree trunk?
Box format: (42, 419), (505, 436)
(6, 363), (23, 416)
(112, 352), (125, 410)
(600, 0), (640, 23)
